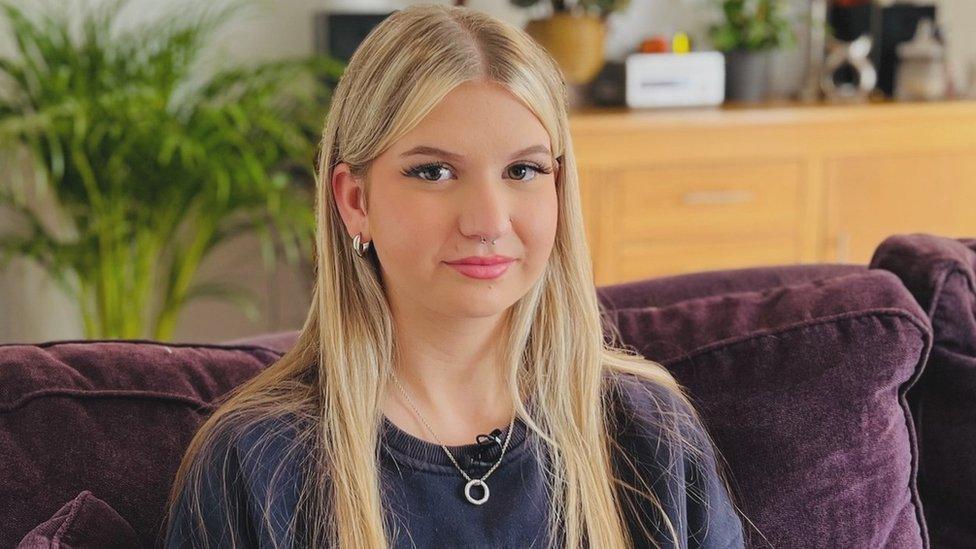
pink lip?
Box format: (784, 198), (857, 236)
(444, 256), (516, 280)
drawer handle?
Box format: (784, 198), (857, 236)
(681, 190), (755, 205)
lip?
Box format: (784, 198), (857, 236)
(444, 255), (516, 280)
(445, 255), (515, 266)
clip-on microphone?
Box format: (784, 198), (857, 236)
(470, 428), (504, 466)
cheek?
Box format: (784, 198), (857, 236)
(371, 188), (445, 258)
(519, 186), (559, 260)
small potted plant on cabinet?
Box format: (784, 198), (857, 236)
(708, 0), (798, 102)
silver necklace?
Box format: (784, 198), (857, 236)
(390, 371), (516, 505)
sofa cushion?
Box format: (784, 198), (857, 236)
(0, 339), (288, 549)
(598, 269), (931, 549)
(871, 233), (976, 548)
(16, 490), (140, 549)
(596, 263), (866, 310)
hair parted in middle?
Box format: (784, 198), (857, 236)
(163, 4), (750, 548)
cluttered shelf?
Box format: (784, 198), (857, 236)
(568, 98), (976, 285)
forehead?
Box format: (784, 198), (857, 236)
(387, 80), (552, 160)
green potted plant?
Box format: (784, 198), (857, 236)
(509, 0), (631, 106)
(707, 0), (798, 102)
(0, 0), (345, 340)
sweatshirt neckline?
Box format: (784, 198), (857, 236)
(380, 414), (530, 469)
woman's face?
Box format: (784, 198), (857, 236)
(333, 79), (559, 320)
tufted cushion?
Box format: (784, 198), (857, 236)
(871, 233), (976, 548)
(16, 490), (140, 549)
(0, 338), (295, 548)
(597, 268), (931, 548)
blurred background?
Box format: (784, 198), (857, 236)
(2, 0), (974, 344)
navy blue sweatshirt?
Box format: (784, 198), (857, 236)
(164, 374), (745, 548)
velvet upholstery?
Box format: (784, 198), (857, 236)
(16, 490), (140, 549)
(0, 340), (285, 548)
(871, 234), (976, 548)
(5, 235), (973, 548)
(598, 267), (931, 548)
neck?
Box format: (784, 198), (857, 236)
(383, 306), (516, 446)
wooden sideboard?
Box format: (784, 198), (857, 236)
(569, 99), (976, 286)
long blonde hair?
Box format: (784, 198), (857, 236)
(163, 4), (748, 548)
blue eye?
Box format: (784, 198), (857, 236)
(507, 163), (552, 182)
(402, 162), (454, 182)
(401, 161), (554, 183)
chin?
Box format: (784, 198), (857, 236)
(446, 292), (520, 319)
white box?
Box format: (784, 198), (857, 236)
(625, 51), (726, 108)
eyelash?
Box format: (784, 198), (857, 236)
(401, 161), (553, 183)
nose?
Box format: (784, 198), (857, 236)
(458, 172), (513, 244)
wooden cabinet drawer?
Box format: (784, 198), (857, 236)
(609, 161), (804, 241)
(589, 160), (806, 284)
(612, 236), (801, 281)
(826, 152), (976, 263)
(572, 101), (976, 284)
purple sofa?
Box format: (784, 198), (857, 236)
(2, 233), (974, 548)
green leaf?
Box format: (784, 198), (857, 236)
(708, 0), (796, 52)
(0, 0), (332, 338)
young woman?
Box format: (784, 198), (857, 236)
(164, 4), (748, 548)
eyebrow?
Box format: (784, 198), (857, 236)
(399, 144), (552, 161)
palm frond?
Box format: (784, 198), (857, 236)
(0, 0), (344, 339)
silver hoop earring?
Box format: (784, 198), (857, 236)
(353, 233), (371, 257)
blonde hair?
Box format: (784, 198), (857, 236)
(163, 4), (750, 548)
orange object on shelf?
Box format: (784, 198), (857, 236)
(639, 36), (669, 54)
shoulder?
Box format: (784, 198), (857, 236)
(605, 372), (700, 446)
(229, 413), (309, 505)
(605, 370), (722, 480)
(233, 413), (307, 464)
(192, 413), (305, 478)
(166, 414), (309, 548)
(605, 371), (746, 548)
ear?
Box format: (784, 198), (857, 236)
(332, 162), (369, 241)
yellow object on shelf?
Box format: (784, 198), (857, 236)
(672, 32), (691, 54)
